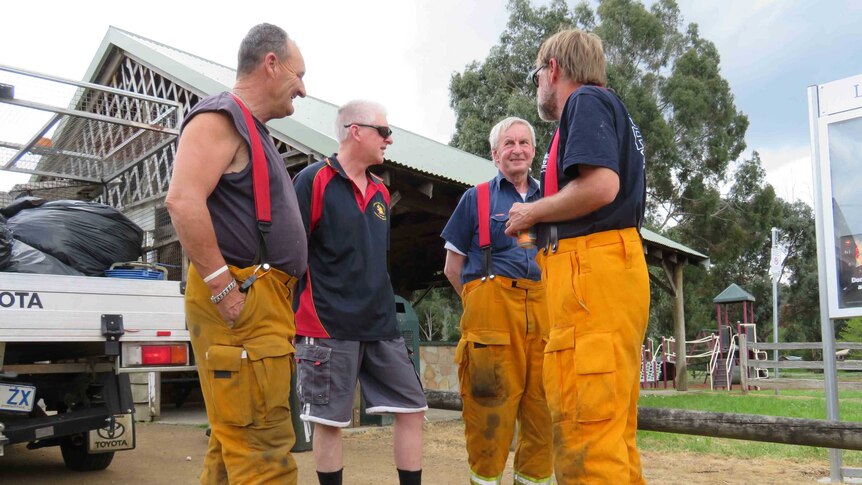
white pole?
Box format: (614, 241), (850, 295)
(771, 227), (780, 392)
(808, 85), (842, 482)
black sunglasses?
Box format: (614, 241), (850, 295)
(345, 123), (393, 139)
(527, 64), (547, 87)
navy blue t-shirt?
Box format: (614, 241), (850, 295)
(539, 85), (646, 243)
(292, 156), (399, 341)
(441, 171), (542, 285)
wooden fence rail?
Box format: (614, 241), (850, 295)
(423, 390), (862, 451)
(748, 342), (862, 351)
(751, 360), (862, 370)
(739, 336), (862, 390)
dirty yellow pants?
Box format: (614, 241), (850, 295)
(186, 264), (298, 485)
(456, 276), (553, 484)
(538, 228), (649, 485)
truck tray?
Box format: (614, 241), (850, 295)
(1, 272), (186, 343)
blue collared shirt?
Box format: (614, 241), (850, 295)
(441, 171), (542, 285)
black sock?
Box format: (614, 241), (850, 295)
(397, 468), (421, 485)
(317, 468), (343, 485)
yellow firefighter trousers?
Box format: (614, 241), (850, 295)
(455, 275), (554, 484)
(186, 264), (298, 485)
(537, 227), (649, 485)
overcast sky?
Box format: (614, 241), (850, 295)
(1, 0), (860, 206)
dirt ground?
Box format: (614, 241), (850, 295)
(0, 419), (830, 484)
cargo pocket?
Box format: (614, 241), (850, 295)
(543, 326), (575, 423)
(574, 332), (615, 423)
(246, 338), (296, 424)
(295, 344), (332, 405)
(206, 345), (252, 426)
(457, 330), (510, 399)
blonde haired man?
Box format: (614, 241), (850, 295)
(507, 29), (649, 484)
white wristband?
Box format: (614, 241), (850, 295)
(203, 265), (229, 283)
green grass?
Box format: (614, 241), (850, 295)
(637, 390), (862, 465)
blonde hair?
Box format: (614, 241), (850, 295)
(536, 29), (606, 87)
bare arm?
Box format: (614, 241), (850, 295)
(165, 112), (248, 325)
(505, 165), (619, 236)
(443, 250), (466, 296)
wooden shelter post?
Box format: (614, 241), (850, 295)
(672, 261), (687, 390)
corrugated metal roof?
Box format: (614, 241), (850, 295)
(641, 227), (709, 262)
(84, 27), (496, 186)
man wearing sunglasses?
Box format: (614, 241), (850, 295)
(292, 100), (427, 485)
(167, 24), (307, 484)
(506, 29), (649, 484)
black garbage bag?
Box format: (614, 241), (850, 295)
(1, 196), (47, 219)
(0, 220), (12, 270)
(2, 239), (83, 276)
(7, 200), (143, 276)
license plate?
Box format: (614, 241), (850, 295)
(88, 413), (135, 453)
(0, 382), (36, 413)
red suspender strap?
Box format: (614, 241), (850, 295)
(476, 182), (491, 248)
(475, 181), (495, 278)
(544, 128), (561, 196)
(230, 93), (272, 224)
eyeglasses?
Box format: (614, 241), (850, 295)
(344, 123), (393, 139)
(527, 64), (547, 87)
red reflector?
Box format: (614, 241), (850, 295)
(142, 346), (171, 365)
(156, 331), (172, 337)
(141, 344), (188, 366)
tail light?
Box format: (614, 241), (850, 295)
(125, 344), (189, 366)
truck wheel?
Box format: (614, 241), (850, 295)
(60, 434), (115, 471)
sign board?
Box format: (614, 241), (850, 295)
(818, 73), (862, 117)
(770, 244), (787, 282)
(809, 72), (862, 319)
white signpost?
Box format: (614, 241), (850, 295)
(808, 72), (862, 483)
(770, 228), (786, 385)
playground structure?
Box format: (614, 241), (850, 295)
(641, 284), (770, 390)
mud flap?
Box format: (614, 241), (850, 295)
(88, 413), (135, 453)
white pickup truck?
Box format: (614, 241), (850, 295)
(0, 271), (192, 471)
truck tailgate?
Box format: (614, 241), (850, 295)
(0, 272), (187, 342)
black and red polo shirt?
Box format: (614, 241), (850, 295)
(292, 155), (399, 341)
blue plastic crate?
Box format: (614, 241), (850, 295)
(105, 264), (167, 280)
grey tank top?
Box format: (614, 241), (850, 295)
(181, 92), (307, 277)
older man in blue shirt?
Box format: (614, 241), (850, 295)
(441, 117), (553, 485)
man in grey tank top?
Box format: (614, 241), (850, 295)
(166, 23), (307, 485)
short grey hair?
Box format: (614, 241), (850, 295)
(237, 24), (290, 76)
(488, 117), (536, 154)
(335, 100), (388, 142)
